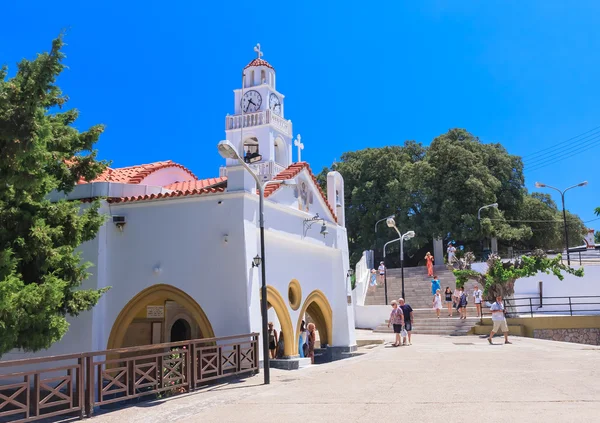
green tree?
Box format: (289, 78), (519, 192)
(454, 251), (584, 302)
(0, 36), (109, 355)
(318, 129), (587, 266)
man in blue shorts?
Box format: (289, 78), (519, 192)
(399, 298), (414, 346)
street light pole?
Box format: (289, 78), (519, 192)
(386, 217), (415, 301)
(535, 181), (588, 266)
(383, 237), (400, 305)
(217, 140), (291, 385)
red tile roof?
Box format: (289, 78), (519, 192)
(264, 162), (337, 222)
(244, 58), (274, 70)
(107, 186), (225, 204)
(86, 160), (336, 222)
(164, 177), (227, 191)
(84, 160), (197, 185)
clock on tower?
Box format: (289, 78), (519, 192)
(222, 44), (294, 182)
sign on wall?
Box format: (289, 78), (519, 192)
(146, 305), (164, 319)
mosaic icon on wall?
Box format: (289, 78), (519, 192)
(294, 178), (313, 212)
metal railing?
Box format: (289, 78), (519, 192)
(480, 296), (600, 318)
(0, 333), (259, 422)
(502, 249), (600, 266)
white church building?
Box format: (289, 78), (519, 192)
(5, 45), (356, 364)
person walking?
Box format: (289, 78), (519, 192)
(307, 322), (317, 363)
(473, 285), (483, 317)
(488, 296), (511, 344)
(369, 269), (378, 288)
(457, 287), (468, 319)
(378, 261), (386, 285)
(298, 320), (309, 357)
(268, 322), (278, 359)
(447, 243), (457, 264)
(431, 275), (441, 296)
(453, 287), (461, 313)
(387, 300), (405, 347)
(444, 287), (454, 317)
(399, 298), (414, 345)
(432, 289), (443, 318)
(425, 252), (435, 277)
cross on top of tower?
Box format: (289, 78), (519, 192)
(254, 43), (263, 59)
(294, 134), (304, 162)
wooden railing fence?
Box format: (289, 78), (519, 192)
(0, 333), (259, 422)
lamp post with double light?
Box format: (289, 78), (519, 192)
(535, 181), (588, 265)
(386, 217), (415, 300)
(217, 139), (293, 385)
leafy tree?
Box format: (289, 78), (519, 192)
(454, 251), (584, 302)
(318, 128), (581, 265)
(0, 36), (109, 355)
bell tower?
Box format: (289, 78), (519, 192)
(222, 44), (293, 182)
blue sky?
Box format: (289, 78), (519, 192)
(1, 1), (599, 234)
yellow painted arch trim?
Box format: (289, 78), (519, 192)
(106, 284), (215, 350)
(263, 286), (296, 357)
(296, 289), (333, 347)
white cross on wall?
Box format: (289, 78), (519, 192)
(294, 134), (304, 162)
(254, 43), (263, 59)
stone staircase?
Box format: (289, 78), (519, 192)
(366, 265), (483, 335)
(364, 265), (459, 307)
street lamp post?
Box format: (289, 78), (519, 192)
(217, 139), (291, 385)
(478, 203), (498, 258)
(386, 217), (415, 300)
(382, 237), (400, 305)
(535, 181), (588, 265)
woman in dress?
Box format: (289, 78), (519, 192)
(425, 252), (434, 277)
(444, 287), (454, 317)
(432, 289), (443, 318)
(307, 323), (316, 364)
(268, 322), (278, 359)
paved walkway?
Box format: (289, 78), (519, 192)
(90, 332), (600, 423)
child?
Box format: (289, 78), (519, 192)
(473, 285), (483, 317)
(444, 287), (454, 317)
(458, 287), (468, 319)
(432, 289), (442, 318)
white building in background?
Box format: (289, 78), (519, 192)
(5, 45), (356, 363)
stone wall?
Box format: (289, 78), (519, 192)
(533, 328), (600, 346)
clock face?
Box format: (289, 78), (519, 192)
(269, 93), (282, 116)
(241, 90), (262, 113)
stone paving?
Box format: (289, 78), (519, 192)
(89, 331), (600, 423)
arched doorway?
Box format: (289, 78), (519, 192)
(107, 284), (215, 350)
(264, 286), (295, 357)
(170, 318), (191, 342)
(296, 290), (333, 348)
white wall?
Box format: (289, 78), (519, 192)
(514, 265), (600, 314)
(354, 305), (390, 330)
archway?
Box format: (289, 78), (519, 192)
(170, 318), (191, 342)
(263, 286), (295, 357)
(296, 290), (333, 348)
(107, 284), (215, 350)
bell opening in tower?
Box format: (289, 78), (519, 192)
(243, 137), (262, 164)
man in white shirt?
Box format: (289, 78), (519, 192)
(447, 244), (456, 264)
(473, 286), (483, 317)
(488, 295), (511, 345)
